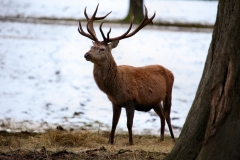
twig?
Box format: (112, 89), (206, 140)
(8, 146), (14, 159)
(34, 144), (39, 152)
(33, 144), (39, 159)
(86, 148), (98, 153)
(98, 124), (100, 144)
(17, 139), (21, 150)
(116, 149), (132, 155)
(8, 146), (14, 152)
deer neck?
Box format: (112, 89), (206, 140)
(93, 56), (118, 95)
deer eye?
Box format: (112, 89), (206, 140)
(100, 48), (105, 52)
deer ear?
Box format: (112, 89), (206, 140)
(109, 40), (119, 49)
(92, 41), (95, 45)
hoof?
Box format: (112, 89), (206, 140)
(172, 138), (176, 143)
(107, 140), (114, 145)
(160, 135), (164, 141)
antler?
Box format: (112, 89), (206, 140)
(100, 5), (155, 44)
(78, 4), (155, 44)
(78, 4), (111, 41)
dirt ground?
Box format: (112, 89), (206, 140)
(0, 129), (175, 160)
(0, 147), (168, 160)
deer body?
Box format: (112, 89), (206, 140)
(94, 63), (172, 112)
(79, 4), (175, 145)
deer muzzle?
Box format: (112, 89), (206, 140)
(84, 53), (91, 61)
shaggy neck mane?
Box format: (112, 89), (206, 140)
(93, 56), (118, 95)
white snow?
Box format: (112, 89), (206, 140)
(0, 0), (218, 25)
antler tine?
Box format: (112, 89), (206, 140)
(84, 4), (99, 41)
(99, 22), (107, 41)
(78, 5), (99, 41)
(84, 7), (89, 20)
(107, 28), (112, 40)
(102, 5), (155, 43)
(85, 4), (112, 42)
(78, 21), (96, 41)
(99, 22), (112, 43)
(95, 11), (112, 20)
(85, 3), (111, 21)
(101, 17), (134, 44)
(86, 21), (98, 41)
(124, 5), (155, 38)
(92, 3), (99, 19)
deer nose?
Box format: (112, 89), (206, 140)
(84, 53), (90, 59)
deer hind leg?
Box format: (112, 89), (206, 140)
(109, 103), (121, 144)
(163, 96), (175, 141)
(125, 104), (135, 145)
(153, 103), (165, 141)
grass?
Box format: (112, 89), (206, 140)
(0, 129), (175, 159)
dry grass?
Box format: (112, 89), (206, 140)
(0, 129), (175, 159)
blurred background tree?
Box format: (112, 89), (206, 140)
(122, 0), (218, 24)
(123, 0), (144, 23)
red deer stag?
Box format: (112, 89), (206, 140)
(78, 4), (175, 145)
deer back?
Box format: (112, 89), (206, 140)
(104, 65), (174, 108)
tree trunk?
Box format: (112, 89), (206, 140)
(166, 1), (240, 159)
(123, 0), (144, 24)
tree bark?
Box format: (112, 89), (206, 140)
(123, 0), (144, 24)
(166, 1), (240, 159)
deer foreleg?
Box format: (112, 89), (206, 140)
(125, 104), (135, 145)
(109, 104), (121, 144)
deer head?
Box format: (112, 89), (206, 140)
(78, 4), (155, 64)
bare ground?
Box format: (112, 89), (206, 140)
(0, 128), (175, 160)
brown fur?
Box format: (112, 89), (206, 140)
(84, 41), (175, 145)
